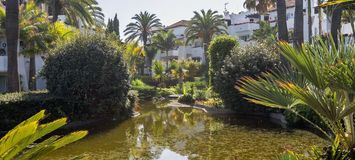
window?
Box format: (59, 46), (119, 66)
(239, 35), (250, 41)
(192, 57), (201, 62)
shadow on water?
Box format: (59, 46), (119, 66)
(46, 101), (328, 160)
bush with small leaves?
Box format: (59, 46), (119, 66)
(42, 35), (130, 117)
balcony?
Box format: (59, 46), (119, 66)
(229, 22), (259, 33)
(0, 56), (7, 73)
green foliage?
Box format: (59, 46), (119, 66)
(106, 13), (120, 40)
(208, 35), (238, 86)
(131, 85), (157, 101)
(252, 21), (277, 42)
(157, 87), (177, 97)
(215, 42), (280, 111)
(238, 36), (355, 153)
(123, 42), (145, 77)
(0, 110), (87, 160)
(152, 60), (165, 83)
(42, 34), (130, 116)
(178, 94), (196, 104)
(127, 90), (139, 109)
(152, 30), (180, 67)
(131, 79), (146, 87)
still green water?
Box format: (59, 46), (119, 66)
(48, 102), (327, 160)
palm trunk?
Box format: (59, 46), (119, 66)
(29, 55), (36, 90)
(6, 0), (20, 92)
(318, 0), (323, 35)
(166, 50), (169, 70)
(51, 0), (59, 23)
(307, 0), (313, 42)
(294, 0), (304, 47)
(331, 7), (342, 48)
(277, 0), (290, 67)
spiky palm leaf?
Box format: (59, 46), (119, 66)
(238, 36), (355, 149)
(0, 110), (88, 159)
(124, 11), (162, 45)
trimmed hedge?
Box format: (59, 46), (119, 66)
(131, 85), (157, 101)
(214, 42), (280, 112)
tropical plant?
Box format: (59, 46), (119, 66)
(0, 110), (87, 159)
(238, 37), (355, 155)
(294, 0), (304, 46)
(243, 0), (276, 14)
(124, 11), (162, 74)
(152, 60), (165, 84)
(6, 0), (20, 92)
(35, 0), (105, 27)
(152, 29), (179, 68)
(185, 9), (227, 65)
(124, 42), (146, 77)
(251, 21), (277, 42)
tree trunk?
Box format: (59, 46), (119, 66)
(6, 0), (20, 92)
(29, 55), (36, 90)
(277, 0), (290, 67)
(51, 0), (59, 23)
(331, 7), (342, 48)
(166, 50), (169, 70)
(318, 0), (323, 35)
(307, 0), (313, 42)
(294, 0), (304, 47)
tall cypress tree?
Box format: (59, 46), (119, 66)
(106, 18), (113, 33)
(113, 13), (120, 39)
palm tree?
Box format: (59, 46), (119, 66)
(243, 0), (276, 14)
(123, 42), (146, 78)
(185, 9), (227, 65)
(124, 11), (162, 75)
(294, 0), (304, 46)
(35, 0), (104, 27)
(152, 60), (164, 84)
(238, 37), (355, 151)
(6, 0), (20, 92)
(152, 30), (179, 68)
(276, 0), (289, 42)
(251, 21), (277, 42)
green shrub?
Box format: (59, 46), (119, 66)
(42, 35), (130, 116)
(194, 89), (207, 100)
(208, 35), (238, 86)
(0, 91), (89, 131)
(284, 106), (325, 128)
(157, 87), (177, 97)
(131, 79), (146, 87)
(127, 90), (139, 109)
(214, 42), (280, 111)
(131, 85), (157, 101)
(178, 94), (195, 104)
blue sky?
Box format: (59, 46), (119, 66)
(96, 0), (246, 38)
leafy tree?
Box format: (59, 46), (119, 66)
(123, 42), (146, 77)
(185, 9), (227, 66)
(124, 11), (162, 74)
(251, 21), (277, 42)
(152, 30), (179, 68)
(0, 110), (87, 159)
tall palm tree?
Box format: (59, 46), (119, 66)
(185, 9), (227, 65)
(35, 0), (104, 27)
(276, 0), (289, 42)
(152, 30), (179, 68)
(6, 0), (20, 92)
(19, 1), (53, 90)
(294, 0), (304, 46)
(307, 0), (313, 41)
(124, 11), (162, 75)
(251, 20), (277, 42)
(243, 0), (276, 14)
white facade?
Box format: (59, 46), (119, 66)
(225, 0), (353, 45)
(153, 21), (205, 70)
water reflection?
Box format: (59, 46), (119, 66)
(48, 102), (327, 160)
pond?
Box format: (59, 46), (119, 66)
(48, 101), (327, 160)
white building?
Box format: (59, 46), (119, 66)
(153, 20), (205, 68)
(225, 0), (353, 45)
